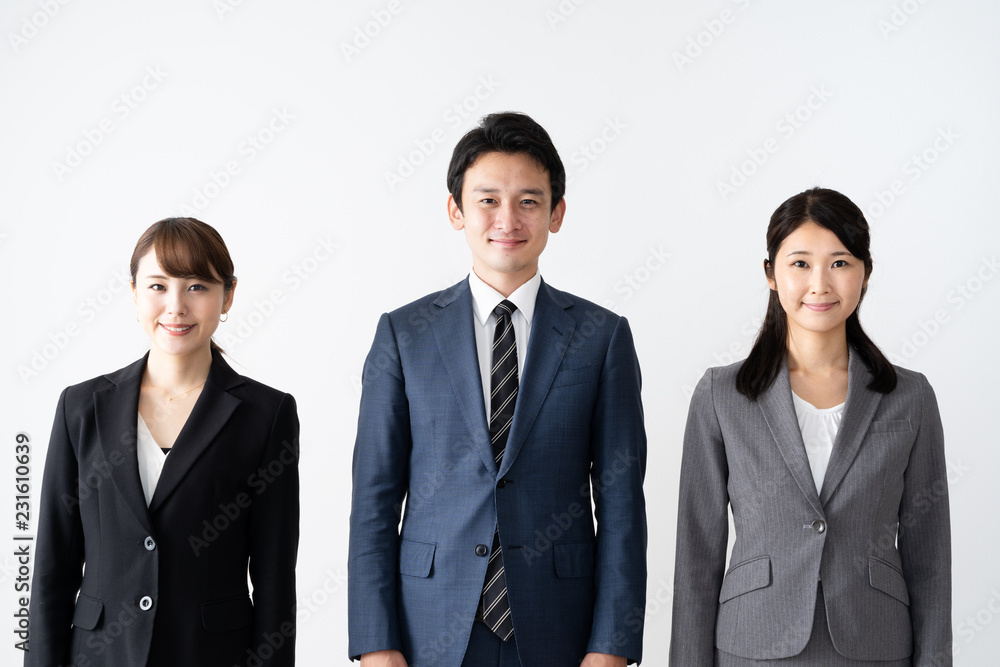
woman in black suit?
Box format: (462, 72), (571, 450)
(27, 218), (299, 666)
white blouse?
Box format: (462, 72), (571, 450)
(791, 392), (845, 495)
(136, 413), (168, 506)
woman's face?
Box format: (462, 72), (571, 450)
(132, 249), (233, 359)
(767, 220), (868, 339)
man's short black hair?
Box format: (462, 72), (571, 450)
(447, 112), (566, 212)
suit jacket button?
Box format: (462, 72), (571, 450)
(497, 479), (507, 489)
(144, 536), (156, 551)
(811, 519), (826, 534)
(138, 596), (153, 611)
(475, 544), (489, 557)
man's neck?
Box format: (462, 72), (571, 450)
(471, 266), (537, 298)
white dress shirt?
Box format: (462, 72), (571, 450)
(136, 413), (167, 506)
(467, 270), (540, 417)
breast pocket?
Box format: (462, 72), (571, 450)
(867, 419), (913, 434)
(551, 364), (599, 389)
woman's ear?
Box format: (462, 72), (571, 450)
(222, 280), (237, 314)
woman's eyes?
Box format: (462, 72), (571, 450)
(791, 260), (850, 269)
(147, 283), (208, 291)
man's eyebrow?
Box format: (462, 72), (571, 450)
(470, 186), (547, 196)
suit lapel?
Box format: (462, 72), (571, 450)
(148, 351), (243, 512)
(95, 355), (153, 534)
(499, 280), (575, 478)
(430, 280), (495, 475)
(819, 351), (882, 505)
(757, 359), (824, 516)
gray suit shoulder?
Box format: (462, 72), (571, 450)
(702, 359), (745, 386)
(891, 363), (930, 389)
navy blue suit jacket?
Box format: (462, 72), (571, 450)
(348, 278), (647, 665)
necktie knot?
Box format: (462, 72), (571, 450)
(494, 300), (517, 321)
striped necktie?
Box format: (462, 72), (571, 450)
(481, 299), (517, 641)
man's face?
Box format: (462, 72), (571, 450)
(448, 151), (565, 295)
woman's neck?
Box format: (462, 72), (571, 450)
(785, 326), (849, 374)
(144, 346), (213, 394)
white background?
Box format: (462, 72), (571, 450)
(1, 0), (998, 664)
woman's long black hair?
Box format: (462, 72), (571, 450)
(735, 187), (897, 400)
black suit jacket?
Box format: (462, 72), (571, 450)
(26, 351), (299, 667)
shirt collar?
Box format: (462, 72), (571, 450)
(468, 270), (541, 326)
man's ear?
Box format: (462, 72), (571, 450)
(548, 198), (566, 233)
(448, 194), (464, 231)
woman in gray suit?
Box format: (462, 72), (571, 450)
(670, 188), (951, 665)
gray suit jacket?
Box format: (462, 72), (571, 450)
(670, 353), (952, 665)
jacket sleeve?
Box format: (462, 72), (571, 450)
(247, 392), (300, 667)
(25, 388), (85, 667)
(585, 316), (648, 664)
(898, 375), (952, 666)
(348, 313), (411, 659)
(669, 368), (729, 667)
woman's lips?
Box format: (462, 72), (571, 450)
(803, 302), (836, 312)
(160, 323), (195, 335)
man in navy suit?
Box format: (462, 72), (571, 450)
(349, 112), (647, 666)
